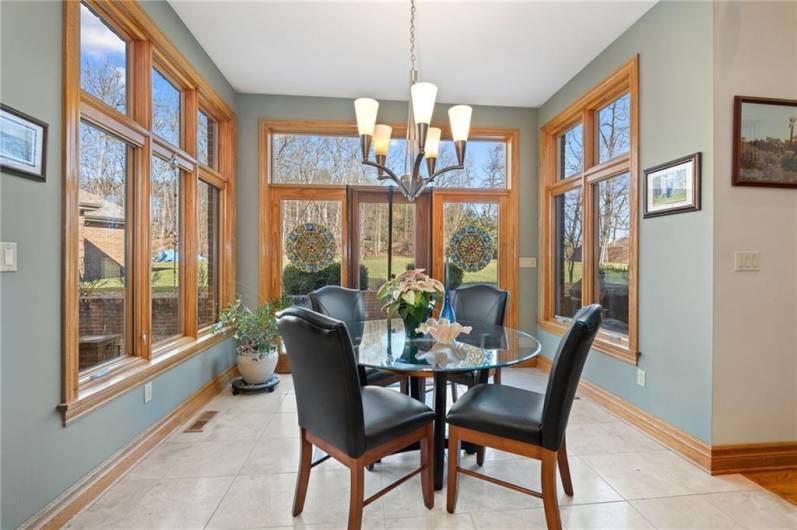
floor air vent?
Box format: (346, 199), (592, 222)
(184, 410), (219, 433)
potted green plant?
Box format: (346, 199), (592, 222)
(214, 297), (289, 385)
(376, 269), (444, 338)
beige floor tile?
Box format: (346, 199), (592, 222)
(169, 412), (273, 443)
(279, 394), (299, 413)
(375, 467), (448, 519)
(565, 422), (664, 456)
(567, 397), (623, 424)
(68, 477), (232, 529)
(561, 501), (654, 529)
(701, 489), (797, 529)
(207, 470), (383, 529)
(631, 495), (744, 529)
(460, 454), (622, 506)
(241, 436), (343, 475)
(226, 390), (288, 415)
(584, 450), (755, 499)
(470, 507), (550, 529)
(263, 413), (302, 439)
(128, 440), (255, 480)
(384, 513), (475, 529)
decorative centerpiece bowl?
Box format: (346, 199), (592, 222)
(377, 269), (444, 339)
(417, 318), (472, 345)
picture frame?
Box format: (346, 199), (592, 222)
(0, 104), (48, 182)
(732, 96), (797, 188)
(643, 152), (701, 218)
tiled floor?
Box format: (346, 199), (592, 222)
(66, 369), (797, 529)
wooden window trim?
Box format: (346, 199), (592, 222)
(258, 119), (520, 327)
(538, 56), (639, 364)
(61, 0), (236, 425)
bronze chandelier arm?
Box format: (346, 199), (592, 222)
(362, 159), (411, 198)
(412, 163), (465, 197)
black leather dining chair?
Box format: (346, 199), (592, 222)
(277, 307), (435, 530)
(448, 284), (509, 394)
(309, 285), (406, 391)
(445, 304), (602, 530)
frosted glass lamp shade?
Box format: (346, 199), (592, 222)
(411, 82), (438, 125)
(354, 98), (379, 136)
(449, 105), (472, 141)
(424, 127), (441, 158)
(373, 124), (392, 156)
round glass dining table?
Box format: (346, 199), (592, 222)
(347, 319), (541, 490)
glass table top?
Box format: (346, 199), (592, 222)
(348, 319), (541, 373)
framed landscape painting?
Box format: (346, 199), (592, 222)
(0, 104), (48, 182)
(732, 96), (797, 188)
(644, 153), (701, 218)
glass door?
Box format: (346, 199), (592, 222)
(350, 187), (431, 319)
(432, 191), (515, 325)
(267, 186), (348, 306)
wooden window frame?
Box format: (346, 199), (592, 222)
(258, 120), (519, 327)
(538, 56), (639, 364)
(61, 0), (236, 424)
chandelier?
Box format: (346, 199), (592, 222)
(353, 0), (473, 201)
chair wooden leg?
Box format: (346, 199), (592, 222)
(451, 381), (459, 402)
(419, 423), (434, 509)
(494, 368), (502, 384)
(541, 450), (562, 530)
(557, 438), (573, 496)
(447, 425), (460, 513)
(293, 428), (312, 516)
(347, 464), (365, 530)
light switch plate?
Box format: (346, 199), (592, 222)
(636, 369), (646, 387)
(734, 251), (760, 272)
(0, 242), (17, 272)
(519, 257), (537, 268)
(144, 382), (153, 403)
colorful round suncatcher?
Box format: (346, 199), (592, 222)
(448, 225), (494, 273)
(285, 223), (336, 273)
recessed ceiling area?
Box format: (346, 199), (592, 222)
(169, 1), (656, 108)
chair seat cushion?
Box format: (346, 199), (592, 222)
(363, 387), (434, 450)
(446, 384), (544, 446)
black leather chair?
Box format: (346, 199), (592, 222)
(277, 307), (435, 530)
(309, 285), (406, 391)
(445, 305), (602, 530)
(448, 284), (509, 395)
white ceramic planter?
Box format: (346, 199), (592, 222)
(237, 351), (278, 385)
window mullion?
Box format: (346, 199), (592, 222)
(581, 179), (596, 308)
(182, 166), (198, 338)
(132, 39), (152, 359)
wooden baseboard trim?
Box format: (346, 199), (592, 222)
(535, 355), (712, 472)
(22, 364), (238, 530)
(711, 442), (797, 475)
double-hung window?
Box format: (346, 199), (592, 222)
(540, 57), (639, 363)
(62, 1), (235, 423)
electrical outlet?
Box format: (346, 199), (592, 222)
(734, 250), (760, 272)
(144, 382), (153, 403)
(0, 242), (17, 272)
(636, 369), (646, 387)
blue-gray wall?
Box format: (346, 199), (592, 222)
(538, 0), (715, 442)
(234, 94), (540, 333)
(0, 2), (236, 528)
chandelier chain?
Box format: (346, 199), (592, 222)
(409, 0), (416, 72)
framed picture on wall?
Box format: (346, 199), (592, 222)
(643, 152), (701, 218)
(732, 96), (797, 188)
(0, 104), (48, 182)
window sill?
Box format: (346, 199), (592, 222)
(538, 319), (638, 365)
(58, 329), (233, 426)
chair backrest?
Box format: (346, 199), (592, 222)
(450, 284), (509, 326)
(309, 286), (365, 330)
(276, 306), (367, 457)
(540, 304), (602, 451)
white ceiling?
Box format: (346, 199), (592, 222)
(168, 0), (656, 108)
